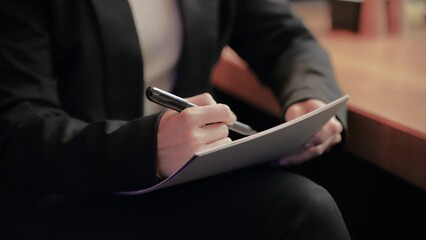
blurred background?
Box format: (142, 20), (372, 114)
(291, 0), (425, 134)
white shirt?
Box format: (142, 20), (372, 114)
(127, 0), (183, 115)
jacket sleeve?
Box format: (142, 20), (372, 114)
(229, 0), (347, 127)
(0, 0), (159, 195)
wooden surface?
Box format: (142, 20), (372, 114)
(347, 103), (426, 189)
(292, 1), (426, 189)
(212, 0), (426, 189)
(292, 0), (426, 134)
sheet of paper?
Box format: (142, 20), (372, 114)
(121, 95), (350, 195)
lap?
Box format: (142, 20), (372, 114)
(2, 165), (348, 240)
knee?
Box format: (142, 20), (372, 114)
(264, 172), (339, 216)
(279, 175), (350, 239)
(280, 174), (339, 217)
(293, 178), (340, 222)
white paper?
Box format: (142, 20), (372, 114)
(121, 95), (350, 195)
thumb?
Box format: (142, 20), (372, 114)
(285, 104), (306, 121)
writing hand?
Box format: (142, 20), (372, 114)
(156, 93), (237, 177)
(277, 99), (343, 166)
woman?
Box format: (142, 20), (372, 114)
(0, 0), (350, 239)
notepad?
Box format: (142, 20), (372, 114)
(121, 95), (350, 195)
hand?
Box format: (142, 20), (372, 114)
(277, 99), (343, 166)
(156, 93), (236, 177)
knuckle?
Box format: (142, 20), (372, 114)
(216, 103), (228, 111)
(201, 93), (216, 104)
(218, 104), (236, 120)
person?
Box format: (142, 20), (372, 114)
(0, 0), (351, 239)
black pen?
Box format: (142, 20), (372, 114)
(145, 86), (257, 136)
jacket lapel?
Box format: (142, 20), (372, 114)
(90, 0), (221, 115)
(90, 0), (143, 120)
(173, 0), (220, 97)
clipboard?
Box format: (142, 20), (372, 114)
(121, 95), (350, 195)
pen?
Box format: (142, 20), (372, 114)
(145, 86), (257, 136)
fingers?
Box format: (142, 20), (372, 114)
(175, 123), (230, 149)
(304, 117), (343, 147)
(285, 103), (306, 121)
(156, 93), (237, 177)
(201, 123), (230, 144)
(278, 133), (341, 166)
(285, 99), (325, 121)
(198, 136), (232, 153)
(180, 104), (237, 126)
(279, 99), (344, 166)
(277, 117), (343, 166)
(186, 93), (217, 106)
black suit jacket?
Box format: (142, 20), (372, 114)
(0, 0), (346, 194)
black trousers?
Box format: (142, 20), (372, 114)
(1, 165), (350, 240)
